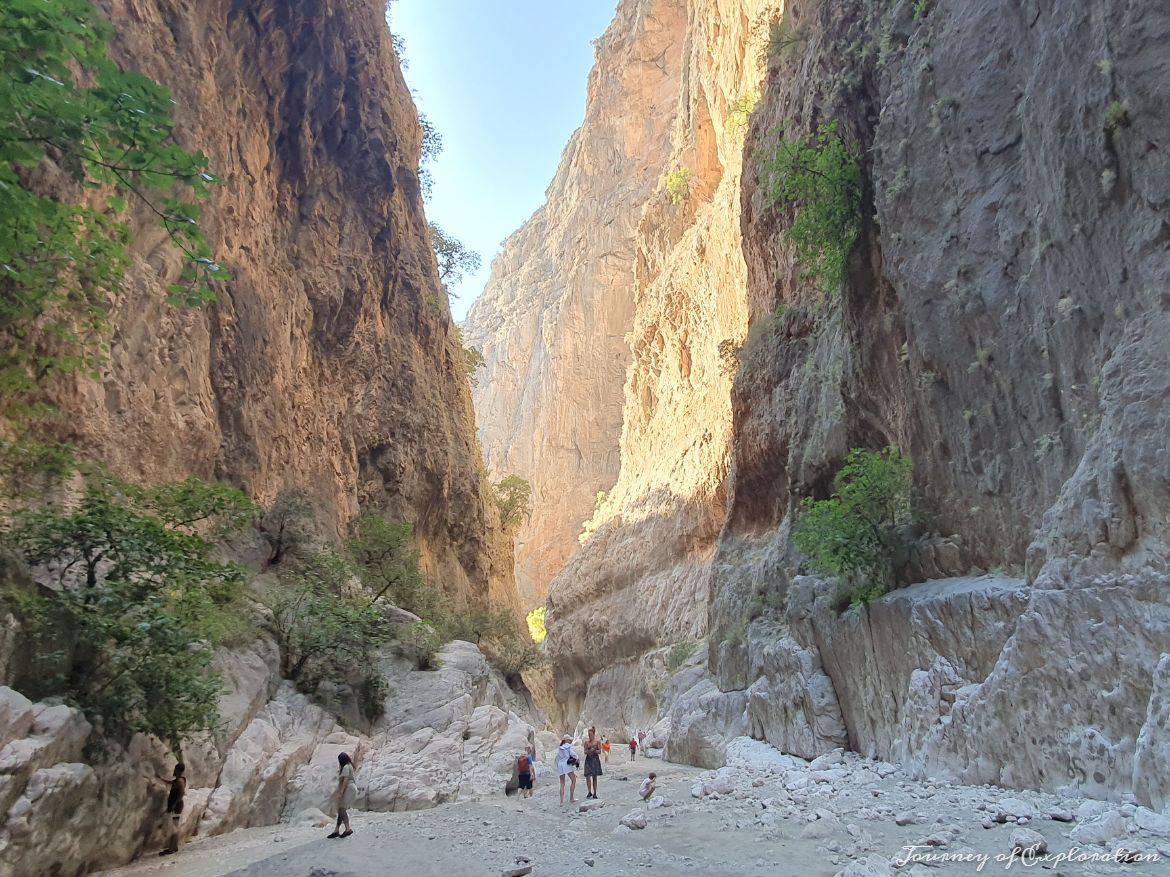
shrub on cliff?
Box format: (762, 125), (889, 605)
(491, 475), (532, 533)
(2, 470), (255, 749)
(792, 447), (915, 607)
(526, 606), (547, 644)
(261, 549), (390, 698)
(0, 0), (227, 423)
(758, 121), (862, 295)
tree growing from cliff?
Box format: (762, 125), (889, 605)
(0, 0), (228, 422)
(758, 121), (862, 295)
(791, 447), (915, 608)
(2, 470), (255, 748)
(429, 221), (481, 291)
(261, 549), (391, 694)
(492, 475), (532, 533)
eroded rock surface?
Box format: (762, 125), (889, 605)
(0, 642), (539, 875)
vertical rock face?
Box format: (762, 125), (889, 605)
(687, 0), (1170, 804)
(462, 0), (688, 607)
(40, 0), (512, 607)
(545, 0), (785, 728)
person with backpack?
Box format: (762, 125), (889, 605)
(556, 735), (578, 805)
(629, 736), (638, 760)
(516, 750), (535, 799)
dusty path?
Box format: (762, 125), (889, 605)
(105, 746), (1168, 877)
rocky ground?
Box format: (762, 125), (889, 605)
(105, 738), (1170, 877)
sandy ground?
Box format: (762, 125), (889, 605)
(104, 750), (1169, 877)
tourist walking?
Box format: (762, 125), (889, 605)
(629, 736), (638, 760)
(328, 752), (357, 838)
(583, 726), (603, 799)
(154, 762), (186, 856)
(602, 736), (611, 763)
(556, 735), (578, 804)
(516, 750), (535, 799)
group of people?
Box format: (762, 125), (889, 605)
(150, 726), (657, 855)
(550, 726), (655, 805)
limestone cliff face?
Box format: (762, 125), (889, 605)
(462, 0), (687, 607)
(545, 0), (785, 728)
(680, 0), (1170, 805)
(41, 0), (513, 607)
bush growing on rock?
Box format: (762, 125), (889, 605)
(491, 475), (533, 533)
(758, 120), (862, 295)
(259, 487), (319, 566)
(262, 549), (390, 690)
(2, 470), (254, 748)
(792, 447), (915, 607)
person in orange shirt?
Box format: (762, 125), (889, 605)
(602, 736), (611, 763)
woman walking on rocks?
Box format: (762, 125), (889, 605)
(328, 752), (357, 839)
(556, 735), (578, 805)
(583, 726), (603, 799)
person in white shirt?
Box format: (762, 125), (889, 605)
(639, 772), (657, 801)
(556, 735), (579, 804)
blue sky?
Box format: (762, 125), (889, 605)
(390, 0), (619, 320)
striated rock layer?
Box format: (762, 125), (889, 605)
(662, 0), (1170, 810)
(37, 0), (513, 608)
(463, 0), (688, 607)
(545, 0), (785, 730)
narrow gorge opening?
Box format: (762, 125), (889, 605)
(1, 0), (1169, 875)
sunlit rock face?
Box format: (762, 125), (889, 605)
(462, 0), (688, 607)
(544, 0), (786, 729)
(36, 0), (514, 611)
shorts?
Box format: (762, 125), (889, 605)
(518, 772), (533, 790)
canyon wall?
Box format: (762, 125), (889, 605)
(545, 0), (785, 729)
(462, 0), (688, 608)
(39, 0), (513, 609)
(664, 0), (1170, 808)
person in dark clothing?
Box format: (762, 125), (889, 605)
(155, 763), (186, 856)
(583, 726), (603, 799)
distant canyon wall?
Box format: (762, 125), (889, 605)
(463, 0), (688, 608)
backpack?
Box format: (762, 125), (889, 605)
(517, 754), (530, 773)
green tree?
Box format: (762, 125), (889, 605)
(259, 487), (318, 567)
(758, 121), (862, 295)
(492, 475), (532, 533)
(3, 472), (252, 747)
(791, 448), (915, 607)
(260, 550), (390, 694)
(463, 344), (486, 383)
(429, 221), (481, 291)
(665, 167), (692, 205)
(0, 0), (228, 421)
(345, 513), (432, 614)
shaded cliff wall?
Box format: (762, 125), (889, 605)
(38, 0), (513, 608)
(462, 0), (688, 607)
(683, 0), (1170, 804)
(546, 0), (785, 729)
